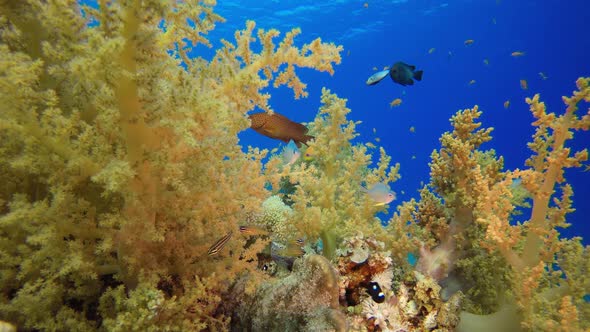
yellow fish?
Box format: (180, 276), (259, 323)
(511, 51), (525, 57)
(303, 144), (316, 161)
(504, 100), (510, 109)
(249, 112), (314, 147)
(409, 126), (415, 133)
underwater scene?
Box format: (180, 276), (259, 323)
(0, 0), (589, 331)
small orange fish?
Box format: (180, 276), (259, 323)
(409, 126), (415, 133)
(239, 225), (269, 236)
(511, 51), (525, 57)
(464, 39), (474, 46)
(520, 79), (528, 90)
(249, 112), (314, 147)
(389, 98), (402, 108)
(504, 100), (510, 109)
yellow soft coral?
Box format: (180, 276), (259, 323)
(0, 1), (343, 329)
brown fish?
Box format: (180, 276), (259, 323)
(249, 112), (314, 147)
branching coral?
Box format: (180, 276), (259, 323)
(0, 0), (342, 330)
(1, 0), (588, 331)
(425, 78), (590, 329)
(264, 88), (402, 259)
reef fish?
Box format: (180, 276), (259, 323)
(239, 225), (269, 236)
(282, 139), (301, 166)
(249, 112), (314, 148)
(207, 231), (233, 256)
(366, 282), (385, 303)
(389, 98), (402, 108)
(303, 144), (316, 161)
(366, 70), (390, 85)
(511, 51), (525, 57)
(389, 62), (423, 86)
(364, 182), (396, 206)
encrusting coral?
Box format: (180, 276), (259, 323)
(1, 1), (589, 331)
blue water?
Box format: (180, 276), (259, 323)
(92, 1), (590, 242)
(200, 0), (590, 242)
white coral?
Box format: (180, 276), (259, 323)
(361, 297), (409, 332)
(371, 268), (393, 290)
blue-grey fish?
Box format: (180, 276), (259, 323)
(364, 182), (396, 206)
(282, 139), (301, 166)
(366, 70), (390, 85)
(389, 62), (423, 86)
(207, 231), (233, 256)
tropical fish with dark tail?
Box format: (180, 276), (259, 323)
(366, 61), (424, 87)
(389, 62), (423, 86)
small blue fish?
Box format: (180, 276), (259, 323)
(283, 139), (301, 166)
(366, 70), (390, 85)
(364, 183), (396, 206)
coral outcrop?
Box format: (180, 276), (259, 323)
(0, 1), (588, 331)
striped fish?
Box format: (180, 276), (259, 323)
(238, 225), (269, 236)
(207, 231), (233, 256)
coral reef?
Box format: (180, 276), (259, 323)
(0, 0), (341, 330)
(228, 254), (345, 331)
(0, 0), (588, 331)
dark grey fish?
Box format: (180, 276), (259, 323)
(366, 281), (385, 303)
(389, 62), (423, 86)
